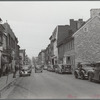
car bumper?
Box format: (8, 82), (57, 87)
(20, 72), (31, 76)
(62, 69), (72, 73)
(35, 70), (42, 73)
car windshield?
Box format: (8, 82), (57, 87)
(22, 67), (29, 70)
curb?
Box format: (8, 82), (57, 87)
(0, 76), (19, 98)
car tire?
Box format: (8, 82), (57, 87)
(58, 68), (62, 74)
(19, 75), (22, 77)
(81, 73), (84, 80)
(74, 72), (78, 79)
(88, 73), (93, 82)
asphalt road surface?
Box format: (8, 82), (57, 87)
(6, 69), (100, 99)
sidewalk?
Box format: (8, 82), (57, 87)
(0, 72), (19, 97)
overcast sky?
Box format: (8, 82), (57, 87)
(0, 1), (100, 59)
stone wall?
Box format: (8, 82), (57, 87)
(74, 16), (100, 65)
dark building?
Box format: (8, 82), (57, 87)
(57, 19), (85, 71)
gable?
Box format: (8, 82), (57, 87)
(74, 16), (100, 63)
(73, 16), (100, 37)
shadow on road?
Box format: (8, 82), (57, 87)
(14, 83), (31, 92)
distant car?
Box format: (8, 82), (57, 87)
(19, 65), (32, 77)
(35, 65), (43, 73)
(88, 62), (100, 82)
(74, 63), (93, 80)
(43, 65), (48, 70)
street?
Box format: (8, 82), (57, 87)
(4, 69), (100, 99)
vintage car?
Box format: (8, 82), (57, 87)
(47, 65), (55, 72)
(35, 65), (43, 73)
(19, 65), (32, 77)
(54, 64), (72, 74)
(74, 63), (93, 80)
(43, 65), (48, 70)
(88, 62), (100, 82)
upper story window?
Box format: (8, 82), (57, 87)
(83, 27), (88, 32)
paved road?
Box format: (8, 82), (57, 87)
(6, 69), (100, 99)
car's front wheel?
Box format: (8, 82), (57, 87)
(74, 72), (78, 79)
(59, 69), (62, 74)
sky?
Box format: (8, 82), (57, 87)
(0, 1), (100, 59)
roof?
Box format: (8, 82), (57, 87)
(57, 25), (72, 47)
(20, 49), (26, 53)
(72, 16), (100, 37)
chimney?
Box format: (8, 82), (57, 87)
(70, 19), (77, 32)
(77, 19), (85, 29)
(90, 9), (100, 18)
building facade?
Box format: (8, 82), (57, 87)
(73, 9), (100, 69)
(19, 49), (26, 66)
(3, 22), (20, 72)
(57, 19), (85, 71)
(49, 26), (59, 65)
(45, 44), (51, 65)
(38, 49), (45, 65)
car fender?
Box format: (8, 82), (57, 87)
(81, 70), (86, 75)
(74, 70), (78, 75)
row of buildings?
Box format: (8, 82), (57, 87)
(0, 19), (29, 76)
(37, 9), (100, 71)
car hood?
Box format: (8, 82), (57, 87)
(83, 67), (93, 71)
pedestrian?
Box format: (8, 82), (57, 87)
(77, 62), (82, 75)
(5, 64), (9, 75)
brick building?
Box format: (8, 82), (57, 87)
(3, 22), (20, 72)
(57, 19), (85, 67)
(49, 27), (58, 65)
(45, 44), (51, 65)
(38, 49), (45, 65)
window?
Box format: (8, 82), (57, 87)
(83, 27), (88, 32)
(67, 56), (70, 61)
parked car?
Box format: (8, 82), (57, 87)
(54, 64), (72, 74)
(19, 65), (32, 77)
(43, 65), (47, 70)
(74, 63), (93, 80)
(88, 62), (100, 82)
(35, 65), (43, 73)
(47, 65), (55, 72)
